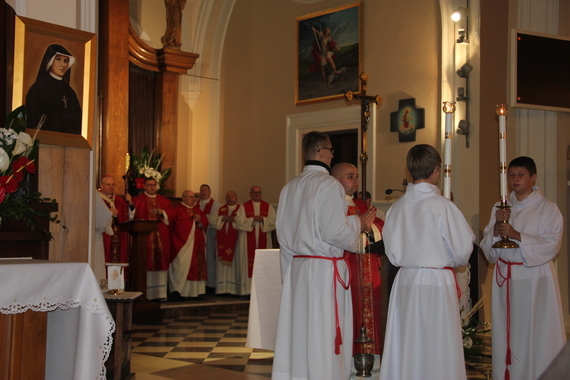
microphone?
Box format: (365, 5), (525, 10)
(385, 189), (405, 195)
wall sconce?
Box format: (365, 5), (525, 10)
(456, 87), (469, 102)
(456, 61), (472, 148)
(456, 120), (470, 148)
(456, 63), (473, 78)
(451, 7), (469, 44)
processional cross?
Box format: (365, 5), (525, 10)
(345, 73), (382, 207)
(344, 72), (382, 377)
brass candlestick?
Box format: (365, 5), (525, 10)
(492, 199), (519, 249)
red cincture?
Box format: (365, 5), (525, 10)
(496, 258), (523, 380)
(293, 255), (350, 355)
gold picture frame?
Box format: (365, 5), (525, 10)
(12, 16), (96, 149)
(295, 2), (362, 106)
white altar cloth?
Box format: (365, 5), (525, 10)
(0, 259), (115, 379)
(246, 249), (282, 351)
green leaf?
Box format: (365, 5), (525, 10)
(4, 105), (27, 133)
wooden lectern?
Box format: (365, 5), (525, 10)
(120, 219), (161, 323)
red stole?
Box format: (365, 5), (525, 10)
(217, 204), (240, 263)
(133, 193), (172, 271)
(202, 198), (215, 215)
(143, 196), (163, 270)
(187, 207), (207, 281)
(243, 200), (269, 277)
(344, 197), (383, 355)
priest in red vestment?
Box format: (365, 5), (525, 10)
(98, 175), (134, 266)
(332, 162), (384, 362)
(214, 190), (241, 295)
(235, 186), (276, 295)
(132, 177), (174, 300)
(168, 190), (209, 299)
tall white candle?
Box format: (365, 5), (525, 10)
(497, 105), (508, 200)
(125, 153), (130, 172)
(442, 101), (455, 200)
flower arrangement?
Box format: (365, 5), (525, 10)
(128, 146), (172, 196)
(461, 297), (491, 360)
(0, 105), (59, 235)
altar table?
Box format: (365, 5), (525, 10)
(246, 249), (282, 351)
(0, 259), (115, 379)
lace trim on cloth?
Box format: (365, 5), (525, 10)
(0, 298), (116, 379)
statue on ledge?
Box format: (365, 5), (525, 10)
(161, 0), (187, 49)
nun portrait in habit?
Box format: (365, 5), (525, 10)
(25, 44), (82, 134)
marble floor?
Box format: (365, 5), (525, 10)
(130, 297), (492, 380)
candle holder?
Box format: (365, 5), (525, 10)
(492, 200), (519, 249)
(442, 101), (456, 200)
(443, 101), (456, 114)
(492, 104), (517, 248)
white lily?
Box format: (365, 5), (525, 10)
(12, 132), (33, 156)
(0, 147), (9, 172)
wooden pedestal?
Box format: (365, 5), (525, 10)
(104, 292), (141, 380)
(120, 219), (161, 323)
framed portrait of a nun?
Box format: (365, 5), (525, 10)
(11, 16), (96, 149)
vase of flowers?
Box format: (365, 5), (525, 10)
(0, 106), (58, 235)
(127, 146), (172, 196)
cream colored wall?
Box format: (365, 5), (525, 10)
(13, 0), (568, 328)
(130, 0), (229, 198)
(220, 0), (441, 204)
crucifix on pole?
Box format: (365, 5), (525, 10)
(344, 72), (382, 377)
(345, 73), (382, 201)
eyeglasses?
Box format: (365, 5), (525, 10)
(317, 147), (334, 154)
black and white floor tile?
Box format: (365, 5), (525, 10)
(131, 309), (492, 379)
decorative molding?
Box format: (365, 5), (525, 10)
(128, 26), (199, 73)
(189, 0), (235, 200)
(79, 0), (96, 33)
(285, 105), (377, 201)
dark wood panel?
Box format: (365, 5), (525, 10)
(99, 0), (131, 194)
(128, 62), (157, 155)
(2, 1), (16, 119)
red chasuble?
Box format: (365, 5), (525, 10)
(344, 197), (384, 355)
(133, 193), (174, 271)
(243, 200), (270, 277)
(171, 204), (209, 281)
(217, 204), (240, 263)
(100, 192), (130, 265)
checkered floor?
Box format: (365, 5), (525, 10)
(131, 312), (274, 379)
(131, 310), (492, 379)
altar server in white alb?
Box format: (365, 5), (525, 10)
(480, 156), (566, 380)
(272, 131), (375, 380)
(380, 144), (475, 380)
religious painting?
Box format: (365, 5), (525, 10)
(11, 16), (96, 149)
(390, 98), (425, 143)
(295, 2), (361, 106)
